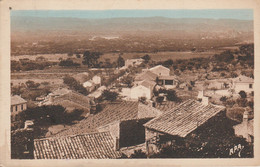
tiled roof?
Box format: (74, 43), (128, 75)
(144, 99), (225, 137)
(140, 80), (156, 89)
(233, 75), (254, 83)
(11, 95), (27, 105)
(149, 65), (170, 71)
(54, 101), (162, 137)
(34, 131), (121, 159)
(135, 71), (158, 81)
(54, 91), (90, 109)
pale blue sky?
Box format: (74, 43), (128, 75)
(11, 9), (253, 20)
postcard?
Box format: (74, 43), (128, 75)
(0, 0), (260, 166)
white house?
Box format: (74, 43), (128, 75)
(130, 80), (156, 100)
(92, 75), (101, 85)
(149, 65), (170, 76)
(11, 95), (27, 119)
(231, 75), (254, 94)
(83, 80), (95, 92)
(130, 85), (152, 100)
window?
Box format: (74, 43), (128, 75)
(165, 80), (174, 85)
(21, 104), (23, 110)
(157, 80), (163, 86)
(249, 84), (253, 88)
(15, 105), (18, 111)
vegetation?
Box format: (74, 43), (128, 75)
(11, 59), (56, 72)
(117, 55), (125, 67)
(82, 51), (102, 67)
(59, 59), (80, 67)
(63, 76), (88, 95)
(101, 89), (119, 102)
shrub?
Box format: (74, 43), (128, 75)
(239, 91), (247, 99)
(101, 90), (119, 102)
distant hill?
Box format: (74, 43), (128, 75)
(11, 16), (253, 33)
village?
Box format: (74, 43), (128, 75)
(10, 43), (254, 159)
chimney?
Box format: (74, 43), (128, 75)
(197, 90), (203, 101)
(242, 110), (249, 141)
(201, 96), (209, 106)
(23, 120), (34, 159)
(114, 137), (120, 151)
(49, 95), (54, 103)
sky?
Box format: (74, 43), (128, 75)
(11, 9), (253, 20)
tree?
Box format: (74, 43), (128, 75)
(142, 54), (151, 63)
(63, 76), (88, 95)
(101, 89), (119, 102)
(117, 55), (125, 67)
(82, 51), (102, 67)
(121, 75), (134, 87)
(166, 89), (180, 102)
(59, 59), (80, 67)
(239, 91), (247, 99)
(76, 54), (81, 58)
(67, 53), (73, 57)
(25, 80), (40, 89)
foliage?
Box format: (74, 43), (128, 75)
(220, 96), (227, 102)
(101, 89), (119, 102)
(166, 89), (180, 102)
(11, 60), (56, 72)
(239, 91), (247, 99)
(121, 75), (134, 87)
(130, 149), (147, 158)
(11, 129), (34, 159)
(25, 80), (40, 89)
(156, 96), (164, 104)
(138, 96), (147, 104)
(82, 51), (102, 67)
(76, 54), (81, 58)
(117, 55), (125, 67)
(141, 54), (151, 63)
(63, 76), (88, 95)
(59, 59), (80, 67)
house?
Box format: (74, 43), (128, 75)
(41, 90), (90, 113)
(83, 80), (95, 92)
(130, 80), (156, 100)
(149, 65), (170, 76)
(233, 111), (254, 143)
(54, 101), (162, 149)
(92, 75), (101, 86)
(143, 99), (225, 156)
(73, 72), (90, 84)
(156, 75), (178, 89)
(11, 95), (27, 117)
(231, 75), (254, 94)
(34, 131), (121, 159)
(125, 58), (144, 67)
(88, 85), (106, 99)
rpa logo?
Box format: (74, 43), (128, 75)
(229, 144), (244, 157)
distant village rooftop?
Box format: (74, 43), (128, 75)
(144, 99), (225, 137)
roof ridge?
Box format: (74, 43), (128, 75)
(34, 131), (111, 141)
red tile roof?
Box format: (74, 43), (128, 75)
(34, 131), (121, 159)
(144, 99), (225, 137)
(54, 101), (162, 137)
